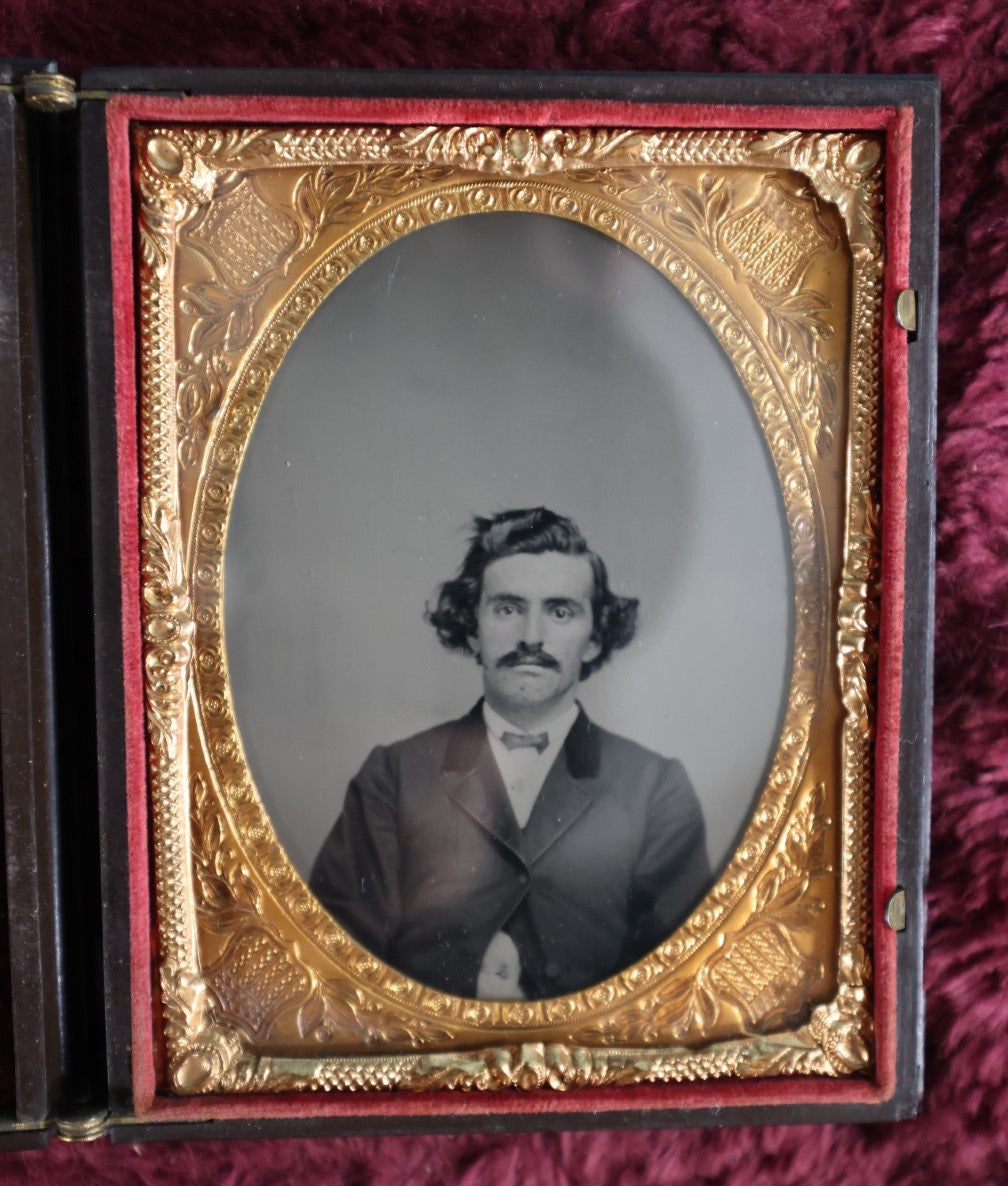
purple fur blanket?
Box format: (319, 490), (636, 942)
(2, 1), (1007, 1181)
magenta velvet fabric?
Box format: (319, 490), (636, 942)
(2, 1), (1007, 1181)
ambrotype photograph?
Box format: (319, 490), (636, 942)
(223, 213), (791, 1002)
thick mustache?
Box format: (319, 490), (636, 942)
(497, 647), (560, 671)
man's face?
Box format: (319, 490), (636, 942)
(472, 551), (602, 727)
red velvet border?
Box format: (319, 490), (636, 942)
(106, 99), (157, 1113)
(872, 105), (915, 1104)
(106, 92), (912, 1124)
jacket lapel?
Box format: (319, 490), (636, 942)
(441, 704), (525, 861)
(522, 709), (602, 864)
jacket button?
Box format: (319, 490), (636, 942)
(518, 873), (528, 885)
(545, 961), (559, 978)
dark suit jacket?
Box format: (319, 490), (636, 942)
(309, 703), (710, 999)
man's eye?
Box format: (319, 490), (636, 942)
(495, 604), (516, 616)
(552, 606), (571, 620)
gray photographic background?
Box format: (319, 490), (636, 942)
(225, 212), (791, 881)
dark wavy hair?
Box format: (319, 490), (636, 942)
(426, 508), (638, 680)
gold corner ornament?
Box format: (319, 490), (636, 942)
(134, 121), (882, 1093)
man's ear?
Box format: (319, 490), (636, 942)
(584, 636), (602, 665)
(467, 635), (482, 665)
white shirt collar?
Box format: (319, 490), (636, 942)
(481, 700), (581, 829)
(482, 700), (580, 746)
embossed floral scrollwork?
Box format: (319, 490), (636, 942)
(762, 288), (839, 456)
(140, 498), (194, 762)
(161, 960), (253, 1093)
(135, 131), (218, 278)
(748, 131), (884, 266)
(134, 121), (882, 1095)
(186, 174), (829, 1043)
(808, 942), (873, 1073)
(616, 169), (842, 455)
(837, 491), (880, 733)
(566, 783), (831, 1047)
(412, 1043), (652, 1092)
(191, 773), (456, 1051)
(173, 156), (446, 470)
(734, 941), (873, 1080)
(399, 125), (640, 176)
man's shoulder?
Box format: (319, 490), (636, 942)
(585, 717), (692, 786)
(589, 720), (666, 758)
(357, 709), (480, 770)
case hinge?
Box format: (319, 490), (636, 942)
(54, 1110), (110, 1143)
(22, 71), (77, 113)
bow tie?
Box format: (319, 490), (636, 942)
(500, 730), (549, 754)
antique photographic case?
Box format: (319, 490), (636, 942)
(0, 65), (937, 1141)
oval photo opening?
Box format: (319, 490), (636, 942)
(224, 212), (792, 1000)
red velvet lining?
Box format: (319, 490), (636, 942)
(133, 1076), (888, 1125)
(106, 97), (159, 1113)
(107, 93), (912, 1122)
(107, 92), (900, 131)
(872, 104), (915, 1108)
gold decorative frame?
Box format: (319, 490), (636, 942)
(134, 122), (883, 1094)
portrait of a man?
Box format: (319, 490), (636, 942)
(225, 213), (791, 1007)
(309, 507), (710, 1000)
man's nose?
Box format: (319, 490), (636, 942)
(520, 608), (545, 645)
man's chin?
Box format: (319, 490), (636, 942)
(489, 677), (566, 712)
(502, 671), (556, 691)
